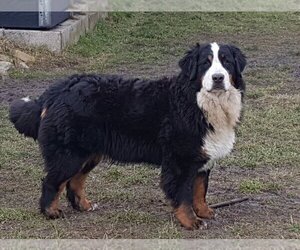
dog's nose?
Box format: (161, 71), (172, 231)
(212, 73), (224, 84)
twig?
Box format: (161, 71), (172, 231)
(210, 197), (249, 209)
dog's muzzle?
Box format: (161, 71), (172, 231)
(212, 73), (225, 90)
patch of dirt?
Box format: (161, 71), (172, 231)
(0, 79), (54, 105)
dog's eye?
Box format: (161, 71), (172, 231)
(223, 59), (231, 66)
(221, 55), (232, 66)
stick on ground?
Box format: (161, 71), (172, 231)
(210, 197), (249, 209)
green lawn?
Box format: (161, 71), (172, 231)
(7, 12), (300, 78)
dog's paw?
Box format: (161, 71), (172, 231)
(182, 217), (204, 230)
(44, 208), (65, 219)
(195, 205), (215, 219)
(175, 204), (206, 230)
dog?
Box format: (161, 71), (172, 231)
(9, 42), (246, 230)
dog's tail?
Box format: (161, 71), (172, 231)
(9, 97), (42, 140)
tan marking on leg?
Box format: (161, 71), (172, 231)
(69, 172), (91, 211)
(193, 175), (214, 219)
(41, 108), (47, 119)
(174, 203), (202, 230)
(69, 155), (102, 211)
(45, 181), (67, 218)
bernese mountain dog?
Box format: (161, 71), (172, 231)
(9, 42), (246, 230)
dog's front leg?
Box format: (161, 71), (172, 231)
(193, 170), (215, 219)
(160, 160), (203, 230)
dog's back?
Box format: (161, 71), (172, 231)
(11, 74), (172, 164)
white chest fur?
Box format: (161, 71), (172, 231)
(197, 87), (242, 169)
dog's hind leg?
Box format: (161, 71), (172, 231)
(66, 155), (101, 212)
(40, 155), (85, 219)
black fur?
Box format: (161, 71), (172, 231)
(9, 99), (42, 140)
(9, 43), (246, 218)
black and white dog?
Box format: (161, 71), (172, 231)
(9, 42), (246, 230)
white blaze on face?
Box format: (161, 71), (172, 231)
(202, 42), (231, 92)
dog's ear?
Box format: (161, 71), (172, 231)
(179, 43), (201, 81)
(230, 45), (247, 97)
(230, 45), (247, 74)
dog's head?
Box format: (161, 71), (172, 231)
(179, 42), (246, 93)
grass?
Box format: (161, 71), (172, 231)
(222, 93), (300, 168)
(0, 12), (299, 239)
(246, 89), (265, 100)
(239, 179), (281, 194)
(289, 224), (300, 234)
(158, 220), (181, 239)
(6, 12), (300, 79)
(8, 69), (63, 80)
(69, 13), (299, 60)
(96, 189), (136, 203)
(0, 208), (38, 223)
(104, 165), (159, 186)
(0, 107), (43, 180)
(239, 180), (264, 193)
(112, 209), (159, 225)
(68, 12), (299, 69)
